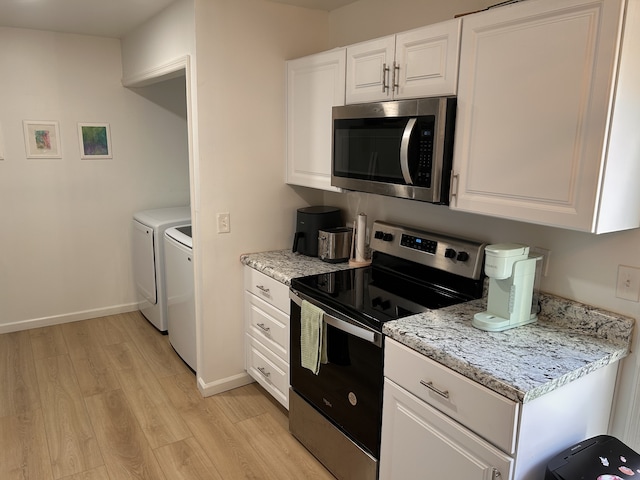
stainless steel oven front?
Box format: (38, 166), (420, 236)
(289, 288), (382, 480)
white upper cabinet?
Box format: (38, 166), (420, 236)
(346, 19), (461, 104)
(451, 0), (640, 233)
(286, 49), (346, 192)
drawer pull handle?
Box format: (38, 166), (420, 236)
(257, 366), (271, 378)
(257, 323), (271, 334)
(492, 467), (502, 478)
(256, 285), (270, 294)
(420, 380), (450, 399)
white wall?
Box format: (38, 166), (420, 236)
(323, 0), (640, 448)
(120, 0), (195, 84)
(0, 27), (190, 330)
(193, 0), (327, 394)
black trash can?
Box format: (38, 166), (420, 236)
(545, 435), (640, 479)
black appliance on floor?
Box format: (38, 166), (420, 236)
(289, 220), (487, 480)
(545, 435), (640, 480)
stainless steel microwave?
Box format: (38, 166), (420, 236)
(331, 97), (456, 204)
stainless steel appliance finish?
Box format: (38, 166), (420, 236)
(332, 97), (456, 203)
(318, 227), (353, 263)
(289, 221), (486, 480)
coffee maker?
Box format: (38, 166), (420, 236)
(473, 243), (542, 332)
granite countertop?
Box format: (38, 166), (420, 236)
(240, 249), (635, 404)
(240, 249), (353, 286)
(383, 295), (634, 403)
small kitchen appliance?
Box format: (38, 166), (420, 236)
(473, 243), (541, 332)
(318, 227), (352, 263)
(292, 206), (343, 257)
(289, 221), (486, 480)
(332, 97), (456, 204)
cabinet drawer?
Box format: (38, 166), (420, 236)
(384, 338), (518, 454)
(244, 291), (289, 361)
(246, 334), (289, 409)
(244, 267), (290, 313)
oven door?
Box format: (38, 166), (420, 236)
(289, 289), (383, 457)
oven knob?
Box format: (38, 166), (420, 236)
(444, 248), (456, 259)
(372, 296), (382, 307)
(382, 233), (393, 242)
(457, 251), (470, 262)
(374, 230), (384, 239)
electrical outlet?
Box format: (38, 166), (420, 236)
(217, 212), (230, 233)
(616, 265), (640, 302)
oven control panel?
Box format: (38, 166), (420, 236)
(370, 221), (487, 279)
(400, 234), (438, 254)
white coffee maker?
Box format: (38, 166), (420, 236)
(473, 243), (541, 332)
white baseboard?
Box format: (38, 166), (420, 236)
(0, 303), (139, 334)
(197, 371), (255, 397)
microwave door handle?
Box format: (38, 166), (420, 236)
(400, 118), (417, 184)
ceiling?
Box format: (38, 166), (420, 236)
(0, 0), (359, 39)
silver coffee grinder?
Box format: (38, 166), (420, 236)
(473, 243), (542, 332)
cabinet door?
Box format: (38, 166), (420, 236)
(345, 35), (395, 104)
(394, 19), (461, 100)
(380, 379), (513, 480)
(451, 0), (623, 232)
(286, 49), (345, 192)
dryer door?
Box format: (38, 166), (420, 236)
(133, 220), (157, 304)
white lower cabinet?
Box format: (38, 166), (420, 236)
(380, 379), (513, 479)
(243, 266), (290, 409)
(381, 338), (618, 479)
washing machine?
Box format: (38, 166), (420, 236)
(132, 207), (190, 332)
(164, 225), (196, 370)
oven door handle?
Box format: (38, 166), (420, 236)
(400, 117), (417, 185)
(290, 290), (382, 346)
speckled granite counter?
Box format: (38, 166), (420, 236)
(383, 295), (634, 403)
(240, 249), (353, 286)
(240, 249), (635, 404)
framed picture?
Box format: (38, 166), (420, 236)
(23, 121), (61, 158)
(78, 123), (112, 159)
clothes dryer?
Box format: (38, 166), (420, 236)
(132, 207), (190, 332)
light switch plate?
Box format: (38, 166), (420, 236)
(616, 265), (640, 302)
(217, 212), (230, 233)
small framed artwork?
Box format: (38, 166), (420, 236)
(23, 121), (62, 158)
(78, 123), (112, 159)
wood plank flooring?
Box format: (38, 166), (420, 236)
(0, 311), (335, 480)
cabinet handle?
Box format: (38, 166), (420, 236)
(382, 63), (390, 93)
(393, 61), (400, 93)
(450, 173), (459, 206)
(256, 285), (270, 294)
(257, 366), (271, 379)
(492, 467), (502, 478)
(420, 380), (450, 399)
(257, 322), (271, 334)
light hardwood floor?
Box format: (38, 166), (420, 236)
(0, 311), (335, 480)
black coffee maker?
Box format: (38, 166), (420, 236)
(292, 206), (342, 257)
